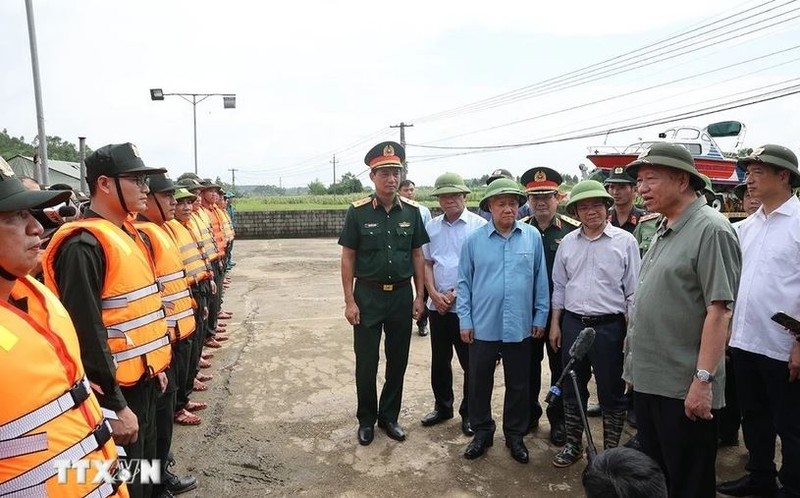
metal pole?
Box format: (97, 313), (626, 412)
(192, 95), (198, 175)
(24, 0), (49, 186)
(78, 137), (87, 193)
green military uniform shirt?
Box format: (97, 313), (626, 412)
(624, 196), (741, 409)
(523, 213), (579, 291)
(338, 195), (429, 282)
(632, 212), (661, 256)
(609, 205), (647, 234)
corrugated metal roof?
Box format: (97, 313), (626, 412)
(7, 155), (83, 190)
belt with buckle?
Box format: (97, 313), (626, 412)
(565, 310), (624, 326)
(357, 278), (411, 292)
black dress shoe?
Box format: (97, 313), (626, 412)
(463, 437), (493, 459)
(506, 440), (529, 464)
(378, 420), (406, 441)
(587, 403), (602, 417)
(717, 474), (777, 497)
(421, 410), (453, 427)
(461, 419), (474, 437)
(357, 426), (374, 446)
(549, 423), (566, 447)
(163, 467), (197, 495)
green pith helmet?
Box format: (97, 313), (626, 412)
(625, 142), (705, 190)
(174, 188), (197, 202)
(431, 172), (471, 196)
(738, 144), (800, 188)
(565, 179), (614, 215)
(176, 177), (204, 192)
(698, 173), (715, 196)
(732, 182), (747, 200)
(479, 178), (526, 211)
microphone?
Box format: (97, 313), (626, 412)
(545, 327), (596, 405)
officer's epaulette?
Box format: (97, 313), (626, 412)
(399, 196), (420, 208)
(519, 215), (532, 223)
(559, 214), (581, 227)
(639, 213), (661, 223)
(351, 196), (372, 208)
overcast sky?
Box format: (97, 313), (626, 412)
(2, 0), (799, 188)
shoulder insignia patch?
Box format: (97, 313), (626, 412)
(351, 196), (372, 208)
(399, 196), (420, 208)
(639, 213), (661, 222)
(559, 214), (581, 227)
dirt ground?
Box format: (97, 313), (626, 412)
(171, 238), (750, 497)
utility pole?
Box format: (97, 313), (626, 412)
(390, 122), (413, 180)
(228, 168), (239, 188)
(25, 0), (49, 185)
(330, 154), (338, 186)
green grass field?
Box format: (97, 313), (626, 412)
(232, 189), (488, 212)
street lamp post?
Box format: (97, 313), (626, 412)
(150, 88), (236, 174)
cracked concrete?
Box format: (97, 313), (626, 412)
(170, 238), (750, 497)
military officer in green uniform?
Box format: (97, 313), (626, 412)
(605, 166), (646, 233)
(519, 166), (579, 446)
(339, 141), (429, 446)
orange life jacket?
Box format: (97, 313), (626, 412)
(191, 210), (219, 262)
(203, 206), (226, 260)
(218, 207), (234, 241)
(163, 219), (212, 286)
(43, 219), (171, 386)
(134, 221), (196, 342)
(0, 276), (128, 498)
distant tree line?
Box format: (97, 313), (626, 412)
(0, 128), (91, 162)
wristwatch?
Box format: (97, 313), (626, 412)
(695, 369), (715, 383)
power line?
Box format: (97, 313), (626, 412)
(419, 44), (800, 145)
(411, 0), (798, 123)
(406, 80), (800, 155)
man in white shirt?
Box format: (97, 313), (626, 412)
(400, 179), (432, 336)
(549, 180), (640, 468)
(420, 173), (486, 436)
(718, 144), (800, 498)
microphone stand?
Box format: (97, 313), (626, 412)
(569, 370), (598, 463)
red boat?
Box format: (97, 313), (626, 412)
(586, 121), (747, 186)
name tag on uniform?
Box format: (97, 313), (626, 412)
(363, 223), (378, 228)
(398, 222), (411, 228)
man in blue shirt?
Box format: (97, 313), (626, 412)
(457, 178), (550, 464)
(420, 173), (486, 437)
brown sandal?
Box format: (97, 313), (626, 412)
(184, 401), (208, 412)
(174, 408), (202, 425)
(196, 373), (213, 382)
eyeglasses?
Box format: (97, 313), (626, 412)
(117, 175), (149, 187)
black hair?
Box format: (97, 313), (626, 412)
(582, 448), (667, 498)
(399, 179), (415, 189)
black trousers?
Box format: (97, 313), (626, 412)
(634, 392), (717, 498)
(207, 262), (223, 334)
(416, 290), (429, 330)
(353, 283), (413, 427)
(732, 347), (800, 493)
(716, 353), (740, 443)
(469, 337), (531, 443)
(188, 284), (210, 395)
(120, 376), (159, 498)
(173, 338), (193, 412)
(530, 321), (564, 427)
(428, 311), (469, 418)
(155, 367), (177, 467)
(560, 313), (627, 412)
